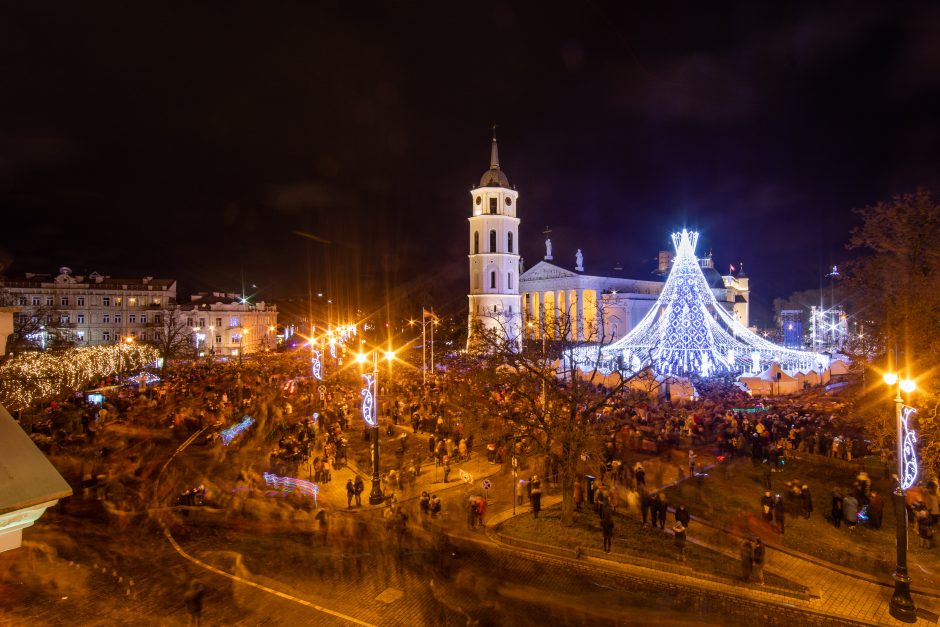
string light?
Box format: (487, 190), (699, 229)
(221, 415), (254, 446)
(311, 350), (322, 380)
(901, 406), (918, 490)
(0, 344), (160, 410)
(360, 372), (376, 426)
(574, 229), (824, 377)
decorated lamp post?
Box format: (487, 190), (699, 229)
(359, 351), (382, 504)
(883, 371), (918, 623)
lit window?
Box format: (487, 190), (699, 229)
(115, 297), (122, 306)
(232, 334), (242, 344)
(76, 331), (85, 341)
(153, 298), (161, 305)
(230, 317), (240, 327)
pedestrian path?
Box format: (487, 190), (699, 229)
(480, 486), (939, 626)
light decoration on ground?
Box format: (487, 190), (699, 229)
(571, 229), (824, 378)
(221, 415), (254, 446)
(0, 344), (160, 410)
(360, 372), (376, 426)
(900, 405), (919, 490)
(311, 350), (322, 380)
(128, 372), (161, 386)
(263, 472), (319, 507)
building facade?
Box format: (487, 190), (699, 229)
(1, 267), (177, 346)
(467, 132), (522, 348)
(186, 293), (278, 357)
(520, 249), (750, 343)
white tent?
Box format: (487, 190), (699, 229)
(739, 362), (801, 396)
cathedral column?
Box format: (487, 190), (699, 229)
(575, 289), (584, 342)
(556, 290), (567, 340)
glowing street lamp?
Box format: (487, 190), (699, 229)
(883, 371), (918, 623)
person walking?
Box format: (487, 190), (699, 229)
(640, 488), (651, 525)
(675, 504), (691, 529)
(831, 489), (844, 528)
(740, 538), (754, 582)
(656, 493), (668, 530)
(354, 475), (364, 506)
(774, 494), (786, 534)
(601, 513), (614, 553)
(801, 484), (813, 519)
(672, 520), (687, 562)
(346, 478), (355, 508)
(843, 493), (859, 531)
(760, 491), (774, 525)
(184, 579), (206, 626)
(869, 490), (885, 529)
(530, 478), (542, 519)
(752, 539), (765, 585)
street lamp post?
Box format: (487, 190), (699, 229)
(884, 371), (918, 623)
(359, 350), (391, 505)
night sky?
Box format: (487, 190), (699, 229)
(2, 2), (939, 325)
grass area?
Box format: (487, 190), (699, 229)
(663, 455), (940, 587)
(498, 504), (802, 592)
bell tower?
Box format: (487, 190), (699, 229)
(468, 128), (521, 349)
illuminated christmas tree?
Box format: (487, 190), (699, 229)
(574, 229), (823, 377)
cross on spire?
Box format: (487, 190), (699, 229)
(489, 123), (500, 170)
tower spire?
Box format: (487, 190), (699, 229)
(490, 123), (500, 170)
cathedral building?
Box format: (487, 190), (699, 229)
(465, 132), (750, 347)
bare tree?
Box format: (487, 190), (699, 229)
(149, 306), (196, 372)
(5, 305), (75, 355)
(466, 301), (637, 526)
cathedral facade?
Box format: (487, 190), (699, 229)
(465, 133), (750, 347)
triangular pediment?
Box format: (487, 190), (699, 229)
(520, 261), (580, 281)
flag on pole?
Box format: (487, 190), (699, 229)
(422, 308), (437, 320)
(729, 263), (736, 274)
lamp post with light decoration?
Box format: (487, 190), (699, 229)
(883, 371), (918, 623)
(358, 347), (396, 504)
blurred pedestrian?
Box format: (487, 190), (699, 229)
(601, 513), (614, 553)
(184, 579), (206, 626)
(672, 520), (686, 562)
(752, 539), (765, 585)
(740, 539), (753, 582)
